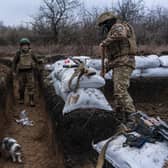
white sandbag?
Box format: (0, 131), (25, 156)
(93, 133), (168, 168)
(53, 79), (68, 101)
(141, 68), (168, 78)
(131, 69), (141, 78)
(135, 55), (160, 69)
(87, 59), (102, 70)
(159, 56), (168, 67)
(52, 59), (77, 80)
(63, 88), (113, 114)
(104, 69), (141, 80)
(61, 69), (105, 91)
(72, 56), (90, 64)
(105, 70), (113, 80)
(51, 59), (105, 91)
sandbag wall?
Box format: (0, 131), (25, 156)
(87, 55), (168, 103)
(40, 66), (119, 162)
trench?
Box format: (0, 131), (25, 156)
(39, 58), (168, 168)
(1, 57), (168, 168)
(0, 63), (65, 168)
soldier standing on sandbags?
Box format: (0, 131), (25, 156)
(97, 12), (137, 122)
(13, 38), (38, 107)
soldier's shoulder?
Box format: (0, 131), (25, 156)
(29, 49), (35, 55)
(111, 23), (125, 32)
(16, 50), (21, 56)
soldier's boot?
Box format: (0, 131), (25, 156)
(114, 107), (124, 122)
(124, 112), (137, 129)
(29, 95), (35, 107)
(19, 92), (24, 104)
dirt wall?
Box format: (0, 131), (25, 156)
(0, 64), (13, 139)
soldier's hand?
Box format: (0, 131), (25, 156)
(99, 43), (104, 48)
(100, 70), (105, 78)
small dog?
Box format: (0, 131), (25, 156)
(1, 137), (22, 163)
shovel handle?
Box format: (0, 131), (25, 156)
(101, 47), (106, 77)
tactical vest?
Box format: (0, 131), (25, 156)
(107, 22), (137, 60)
(18, 50), (35, 70)
(124, 22), (137, 55)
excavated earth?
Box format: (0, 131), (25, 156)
(0, 63), (65, 168)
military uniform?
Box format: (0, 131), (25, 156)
(13, 49), (38, 105)
(98, 13), (137, 114)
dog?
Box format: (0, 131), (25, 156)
(1, 137), (22, 163)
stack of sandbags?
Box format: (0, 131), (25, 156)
(159, 56), (168, 67)
(140, 55), (168, 78)
(93, 133), (168, 168)
(104, 69), (142, 79)
(135, 55), (160, 69)
(88, 55), (168, 79)
(48, 58), (112, 114)
(87, 59), (102, 70)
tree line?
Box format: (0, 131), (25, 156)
(0, 0), (167, 50)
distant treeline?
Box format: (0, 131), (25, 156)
(0, 0), (167, 48)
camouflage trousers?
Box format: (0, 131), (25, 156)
(18, 69), (35, 96)
(112, 66), (136, 113)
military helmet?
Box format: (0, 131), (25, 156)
(20, 38), (30, 46)
(97, 12), (117, 26)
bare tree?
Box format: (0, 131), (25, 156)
(32, 0), (79, 43)
(114, 0), (144, 23)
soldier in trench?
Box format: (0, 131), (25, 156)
(13, 38), (39, 107)
(97, 12), (137, 123)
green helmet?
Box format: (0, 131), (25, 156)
(97, 12), (117, 26)
(20, 38), (30, 46)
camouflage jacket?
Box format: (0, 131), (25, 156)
(101, 22), (137, 69)
(13, 49), (38, 72)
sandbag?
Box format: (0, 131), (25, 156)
(141, 68), (168, 78)
(104, 69), (141, 80)
(93, 133), (168, 168)
(105, 70), (113, 80)
(63, 88), (113, 114)
(87, 59), (102, 70)
(159, 56), (168, 67)
(135, 55), (160, 69)
(131, 69), (141, 78)
(62, 69), (105, 91)
(72, 56), (90, 64)
(53, 79), (68, 101)
(51, 59), (105, 91)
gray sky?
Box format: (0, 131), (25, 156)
(0, 0), (167, 26)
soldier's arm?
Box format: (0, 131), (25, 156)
(12, 51), (20, 73)
(101, 24), (127, 47)
(32, 53), (41, 65)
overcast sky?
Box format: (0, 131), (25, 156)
(0, 0), (167, 26)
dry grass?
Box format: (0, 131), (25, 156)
(0, 44), (168, 58)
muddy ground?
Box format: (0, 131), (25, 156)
(0, 64), (64, 168)
(0, 61), (168, 168)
